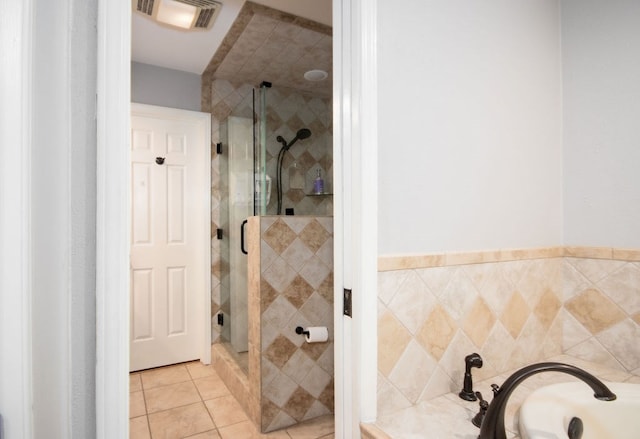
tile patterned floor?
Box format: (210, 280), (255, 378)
(130, 361), (334, 439)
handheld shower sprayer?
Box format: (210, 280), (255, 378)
(459, 353), (483, 401)
(275, 128), (312, 214)
(277, 128), (311, 151)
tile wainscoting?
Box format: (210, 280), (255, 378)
(377, 246), (640, 418)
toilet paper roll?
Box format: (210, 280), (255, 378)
(305, 326), (329, 343)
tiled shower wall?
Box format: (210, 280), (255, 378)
(262, 86), (333, 216)
(248, 216), (334, 432)
(377, 247), (640, 416)
(204, 78), (333, 342)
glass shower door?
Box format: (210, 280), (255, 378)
(225, 115), (254, 354)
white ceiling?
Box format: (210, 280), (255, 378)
(131, 0), (332, 74)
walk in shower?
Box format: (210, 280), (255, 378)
(218, 82), (333, 371)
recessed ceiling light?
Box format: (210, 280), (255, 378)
(157, 0), (198, 29)
(133, 0), (222, 31)
(304, 69), (328, 82)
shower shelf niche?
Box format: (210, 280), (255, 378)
(306, 192), (333, 196)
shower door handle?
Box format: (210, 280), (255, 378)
(241, 219), (248, 255)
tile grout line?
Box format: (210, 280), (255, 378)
(194, 369), (222, 438)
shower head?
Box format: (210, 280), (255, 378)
(296, 128), (311, 140)
(276, 128), (312, 151)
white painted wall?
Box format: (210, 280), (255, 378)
(377, 0), (563, 255)
(132, 61), (201, 111)
(2, 0), (98, 437)
(562, 0), (640, 248)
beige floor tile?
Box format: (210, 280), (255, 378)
(148, 402), (215, 439)
(129, 415), (150, 439)
(130, 390), (146, 418)
(141, 363), (192, 389)
(185, 430), (222, 438)
(218, 420), (289, 439)
(194, 374), (231, 400)
(145, 381), (202, 414)
(187, 361), (217, 379)
(286, 415), (334, 439)
(204, 395), (249, 428)
(130, 373), (143, 392)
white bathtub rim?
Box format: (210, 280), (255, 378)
(519, 381), (640, 439)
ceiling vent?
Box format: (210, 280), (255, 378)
(133, 0), (222, 31)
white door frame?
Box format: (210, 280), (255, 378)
(0, 0), (34, 437)
(332, 0), (378, 436)
(96, 2), (379, 439)
(96, 1), (131, 437)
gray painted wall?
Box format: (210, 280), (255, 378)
(132, 61), (202, 111)
(562, 0), (640, 248)
(377, 0), (563, 254)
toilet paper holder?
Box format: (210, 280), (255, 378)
(295, 326), (310, 336)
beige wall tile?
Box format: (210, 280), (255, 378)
(462, 297), (496, 348)
(264, 334), (298, 368)
(299, 220), (330, 253)
(533, 288), (562, 329)
(264, 371), (297, 408)
(481, 322), (515, 372)
(613, 248), (640, 261)
(565, 288), (626, 334)
(565, 338), (625, 371)
(378, 254), (445, 272)
(435, 268), (478, 321)
(597, 263), (640, 315)
(378, 310), (412, 376)
(415, 305), (456, 361)
(500, 292), (530, 339)
(282, 386), (315, 421)
(300, 365), (332, 399)
(377, 373), (412, 416)
(568, 258), (626, 283)
(388, 340), (436, 403)
(564, 246), (613, 259)
(377, 270), (411, 305)
(386, 271), (437, 334)
(286, 414), (334, 439)
(596, 320), (640, 371)
(446, 250), (502, 266)
(376, 246), (640, 419)
(263, 219), (297, 254)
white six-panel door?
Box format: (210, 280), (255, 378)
(130, 104), (210, 372)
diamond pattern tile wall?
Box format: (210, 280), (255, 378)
(378, 258), (564, 415)
(377, 250), (640, 417)
(251, 217), (334, 432)
(563, 258), (640, 371)
(263, 86), (333, 216)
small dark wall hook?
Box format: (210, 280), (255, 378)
(155, 157), (165, 165)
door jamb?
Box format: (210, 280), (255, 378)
(96, 1), (379, 437)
